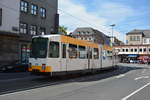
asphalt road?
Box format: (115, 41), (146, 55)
(0, 63), (150, 100)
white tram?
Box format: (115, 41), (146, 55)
(29, 35), (118, 76)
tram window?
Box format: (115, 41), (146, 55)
(68, 44), (77, 58)
(49, 42), (59, 58)
(93, 48), (99, 59)
(79, 46), (86, 59)
(62, 44), (66, 58)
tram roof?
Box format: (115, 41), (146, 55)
(32, 35), (112, 50)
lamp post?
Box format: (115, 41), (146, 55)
(110, 24), (116, 45)
(110, 24), (116, 66)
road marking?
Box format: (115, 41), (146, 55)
(122, 82), (150, 100)
(134, 76), (149, 81)
(142, 69), (146, 74)
(116, 74), (126, 79)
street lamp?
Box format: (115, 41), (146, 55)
(110, 24), (116, 45)
(110, 24), (116, 66)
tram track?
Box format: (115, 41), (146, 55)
(0, 66), (134, 95)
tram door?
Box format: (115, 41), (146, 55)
(60, 43), (67, 72)
(87, 47), (92, 70)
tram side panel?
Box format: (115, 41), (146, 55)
(102, 50), (113, 69)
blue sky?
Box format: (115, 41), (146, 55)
(59, 0), (150, 42)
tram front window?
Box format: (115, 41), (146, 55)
(31, 38), (48, 58)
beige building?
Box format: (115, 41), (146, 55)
(126, 29), (150, 45)
(126, 30), (143, 45)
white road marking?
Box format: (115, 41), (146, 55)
(122, 82), (150, 100)
(134, 76), (149, 81)
(116, 74), (126, 79)
(142, 69), (146, 74)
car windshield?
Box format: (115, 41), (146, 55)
(31, 37), (48, 58)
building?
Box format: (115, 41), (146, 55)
(142, 30), (150, 44)
(110, 36), (124, 46)
(126, 29), (150, 45)
(71, 27), (111, 45)
(0, 0), (20, 33)
(0, 0), (58, 67)
(114, 44), (150, 63)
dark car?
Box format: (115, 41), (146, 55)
(0, 61), (28, 72)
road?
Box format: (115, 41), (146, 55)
(0, 63), (150, 100)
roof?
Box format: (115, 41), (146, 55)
(143, 30), (150, 38)
(127, 29), (144, 35)
(127, 29), (150, 38)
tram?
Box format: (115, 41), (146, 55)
(29, 35), (118, 76)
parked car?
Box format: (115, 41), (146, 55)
(0, 61), (28, 72)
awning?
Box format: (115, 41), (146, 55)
(128, 54), (138, 57)
(138, 56), (149, 60)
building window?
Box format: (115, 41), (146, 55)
(130, 36), (133, 41)
(31, 4), (38, 15)
(126, 49), (128, 52)
(149, 48), (150, 52)
(30, 25), (37, 35)
(78, 31), (81, 35)
(20, 23), (28, 34)
(83, 32), (85, 34)
(40, 8), (46, 18)
(134, 49), (137, 52)
(20, 1), (28, 12)
(137, 36), (140, 41)
(40, 27), (46, 35)
(144, 39), (147, 43)
(131, 49), (133, 52)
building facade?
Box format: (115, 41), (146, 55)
(0, 0), (20, 33)
(0, 0), (58, 67)
(110, 37), (124, 46)
(71, 27), (111, 45)
(114, 44), (150, 63)
(126, 29), (150, 45)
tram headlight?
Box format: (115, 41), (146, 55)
(42, 64), (46, 70)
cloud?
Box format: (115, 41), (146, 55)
(98, 2), (134, 23)
(58, 0), (135, 43)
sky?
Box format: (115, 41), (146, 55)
(58, 0), (150, 42)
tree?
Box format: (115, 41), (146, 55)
(59, 26), (68, 35)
